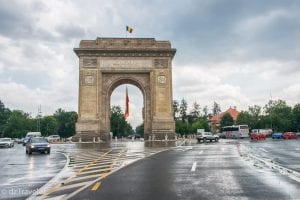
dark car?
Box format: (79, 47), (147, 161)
(272, 132), (283, 139)
(283, 132), (297, 139)
(26, 137), (51, 154)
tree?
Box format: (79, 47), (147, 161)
(236, 111), (252, 127)
(212, 102), (221, 115)
(0, 100), (11, 136)
(175, 120), (189, 135)
(135, 123), (144, 137)
(191, 118), (210, 133)
(110, 105), (134, 137)
(179, 98), (188, 122)
(54, 109), (78, 138)
(3, 110), (33, 138)
(248, 105), (262, 129)
(292, 104), (300, 132)
(190, 101), (201, 122)
(173, 100), (179, 120)
(202, 105), (209, 118)
(40, 116), (58, 136)
(220, 113), (234, 127)
(264, 99), (292, 132)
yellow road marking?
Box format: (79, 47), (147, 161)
(44, 149), (112, 196)
(91, 182), (101, 191)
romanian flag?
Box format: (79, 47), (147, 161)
(126, 26), (133, 33)
(124, 86), (129, 119)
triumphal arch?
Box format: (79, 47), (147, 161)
(73, 38), (176, 141)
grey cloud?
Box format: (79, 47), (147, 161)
(56, 24), (86, 41)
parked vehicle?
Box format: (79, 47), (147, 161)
(22, 137), (31, 146)
(47, 135), (61, 142)
(197, 132), (219, 142)
(282, 132), (297, 139)
(15, 138), (23, 144)
(26, 137), (51, 154)
(221, 125), (249, 139)
(127, 134), (141, 139)
(26, 132), (41, 138)
(0, 138), (14, 148)
(251, 129), (273, 137)
(250, 131), (266, 140)
(272, 133), (283, 139)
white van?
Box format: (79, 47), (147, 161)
(47, 135), (61, 142)
(26, 132), (42, 138)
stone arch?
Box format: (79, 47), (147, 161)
(73, 38), (176, 142)
(101, 74), (151, 140)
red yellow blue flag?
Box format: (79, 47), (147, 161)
(126, 26), (133, 33)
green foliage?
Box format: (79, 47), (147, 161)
(220, 113), (234, 127)
(292, 104), (300, 132)
(135, 123), (144, 137)
(0, 100), (11, 136)
(236, 111), (252, 127)
(3, 110), (33, 138)
(212, 101), (221, 115)
(41, 116), (58, 136)
(173, 100), (179, 120)
(175, 120), (190, 135)
(191, 118), (210, 133)
(265, 100), (292, 132)
(190, 102), (201, 120)
(110, 105), (134, 137)
(179, 98), (188, 122)
(54, 109), (78, 138)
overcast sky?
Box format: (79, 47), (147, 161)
(0, 0), (300, 128)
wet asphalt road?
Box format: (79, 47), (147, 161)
(242, 139), (300, 172)
(74, 139), (300, 200)
(0, 143), (66, 200)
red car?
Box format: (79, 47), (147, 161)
(282, 132), (297, 139)
(250, 133), (266, 140)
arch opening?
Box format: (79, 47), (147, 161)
(110, 83), (144, 138)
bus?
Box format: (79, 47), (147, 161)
(221, 125), (249, 139)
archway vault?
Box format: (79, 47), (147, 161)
(73, 38), (176, 141)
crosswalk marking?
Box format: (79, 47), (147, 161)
(36, 147), (167, 200)
(191, 162), (197, 172)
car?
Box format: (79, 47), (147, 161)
(196, 132), (219, 142)
(26, 132), (42, 138)
(16, 138), (23, 144)
(272, 132), (283, 139)
(127, 134), (141, 139)
(282, 132), (297, 139)
(218, 132), (226, 139)
(0, 138), (14, 148)
(22, 137), (31, 146)
(26, 137), (51, 154)
(250, 132), (266, 140)
(47, 135), (61, 142)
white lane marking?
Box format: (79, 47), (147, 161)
(295, 148), (300, 151)
(199, 150), (203, 155)
(259, 148), (268, 153)
(191, 162), (197, 172)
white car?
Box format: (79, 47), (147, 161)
(196, 132), (219, 142)
(0, 138), (14, 148)
(47, 135), (61, 142)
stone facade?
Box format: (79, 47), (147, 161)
(73, 38), (176, 141)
